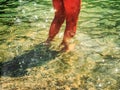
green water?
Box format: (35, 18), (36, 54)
(0, 0), (120, 90)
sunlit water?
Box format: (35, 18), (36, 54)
(0, 0), (120, 90)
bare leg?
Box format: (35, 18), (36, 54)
(61, 0), (81, 51)
(45, 0), (65, 44)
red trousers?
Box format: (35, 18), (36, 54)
(48, 0), (81, 45)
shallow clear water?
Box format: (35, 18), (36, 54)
(0, 0), (120, 90)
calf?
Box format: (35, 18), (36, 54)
(45, 0), (82, 52)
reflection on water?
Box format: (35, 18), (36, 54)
(0, 0), (120, 90)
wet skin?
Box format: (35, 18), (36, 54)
(45, 0), (82, 52)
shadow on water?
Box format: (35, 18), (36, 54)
(0, 43), (59, 77)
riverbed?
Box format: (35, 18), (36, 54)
(0, 0), (120, 90)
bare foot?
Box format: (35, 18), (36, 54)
(59, 43), (75, 52)
(67, 43), (75, 52)
(42, 39), (51, 46)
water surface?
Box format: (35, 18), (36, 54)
(0, 0), (120, 90)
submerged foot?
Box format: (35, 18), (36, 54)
(59, 42), (75, 52)
(42, 39), (51, 47)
